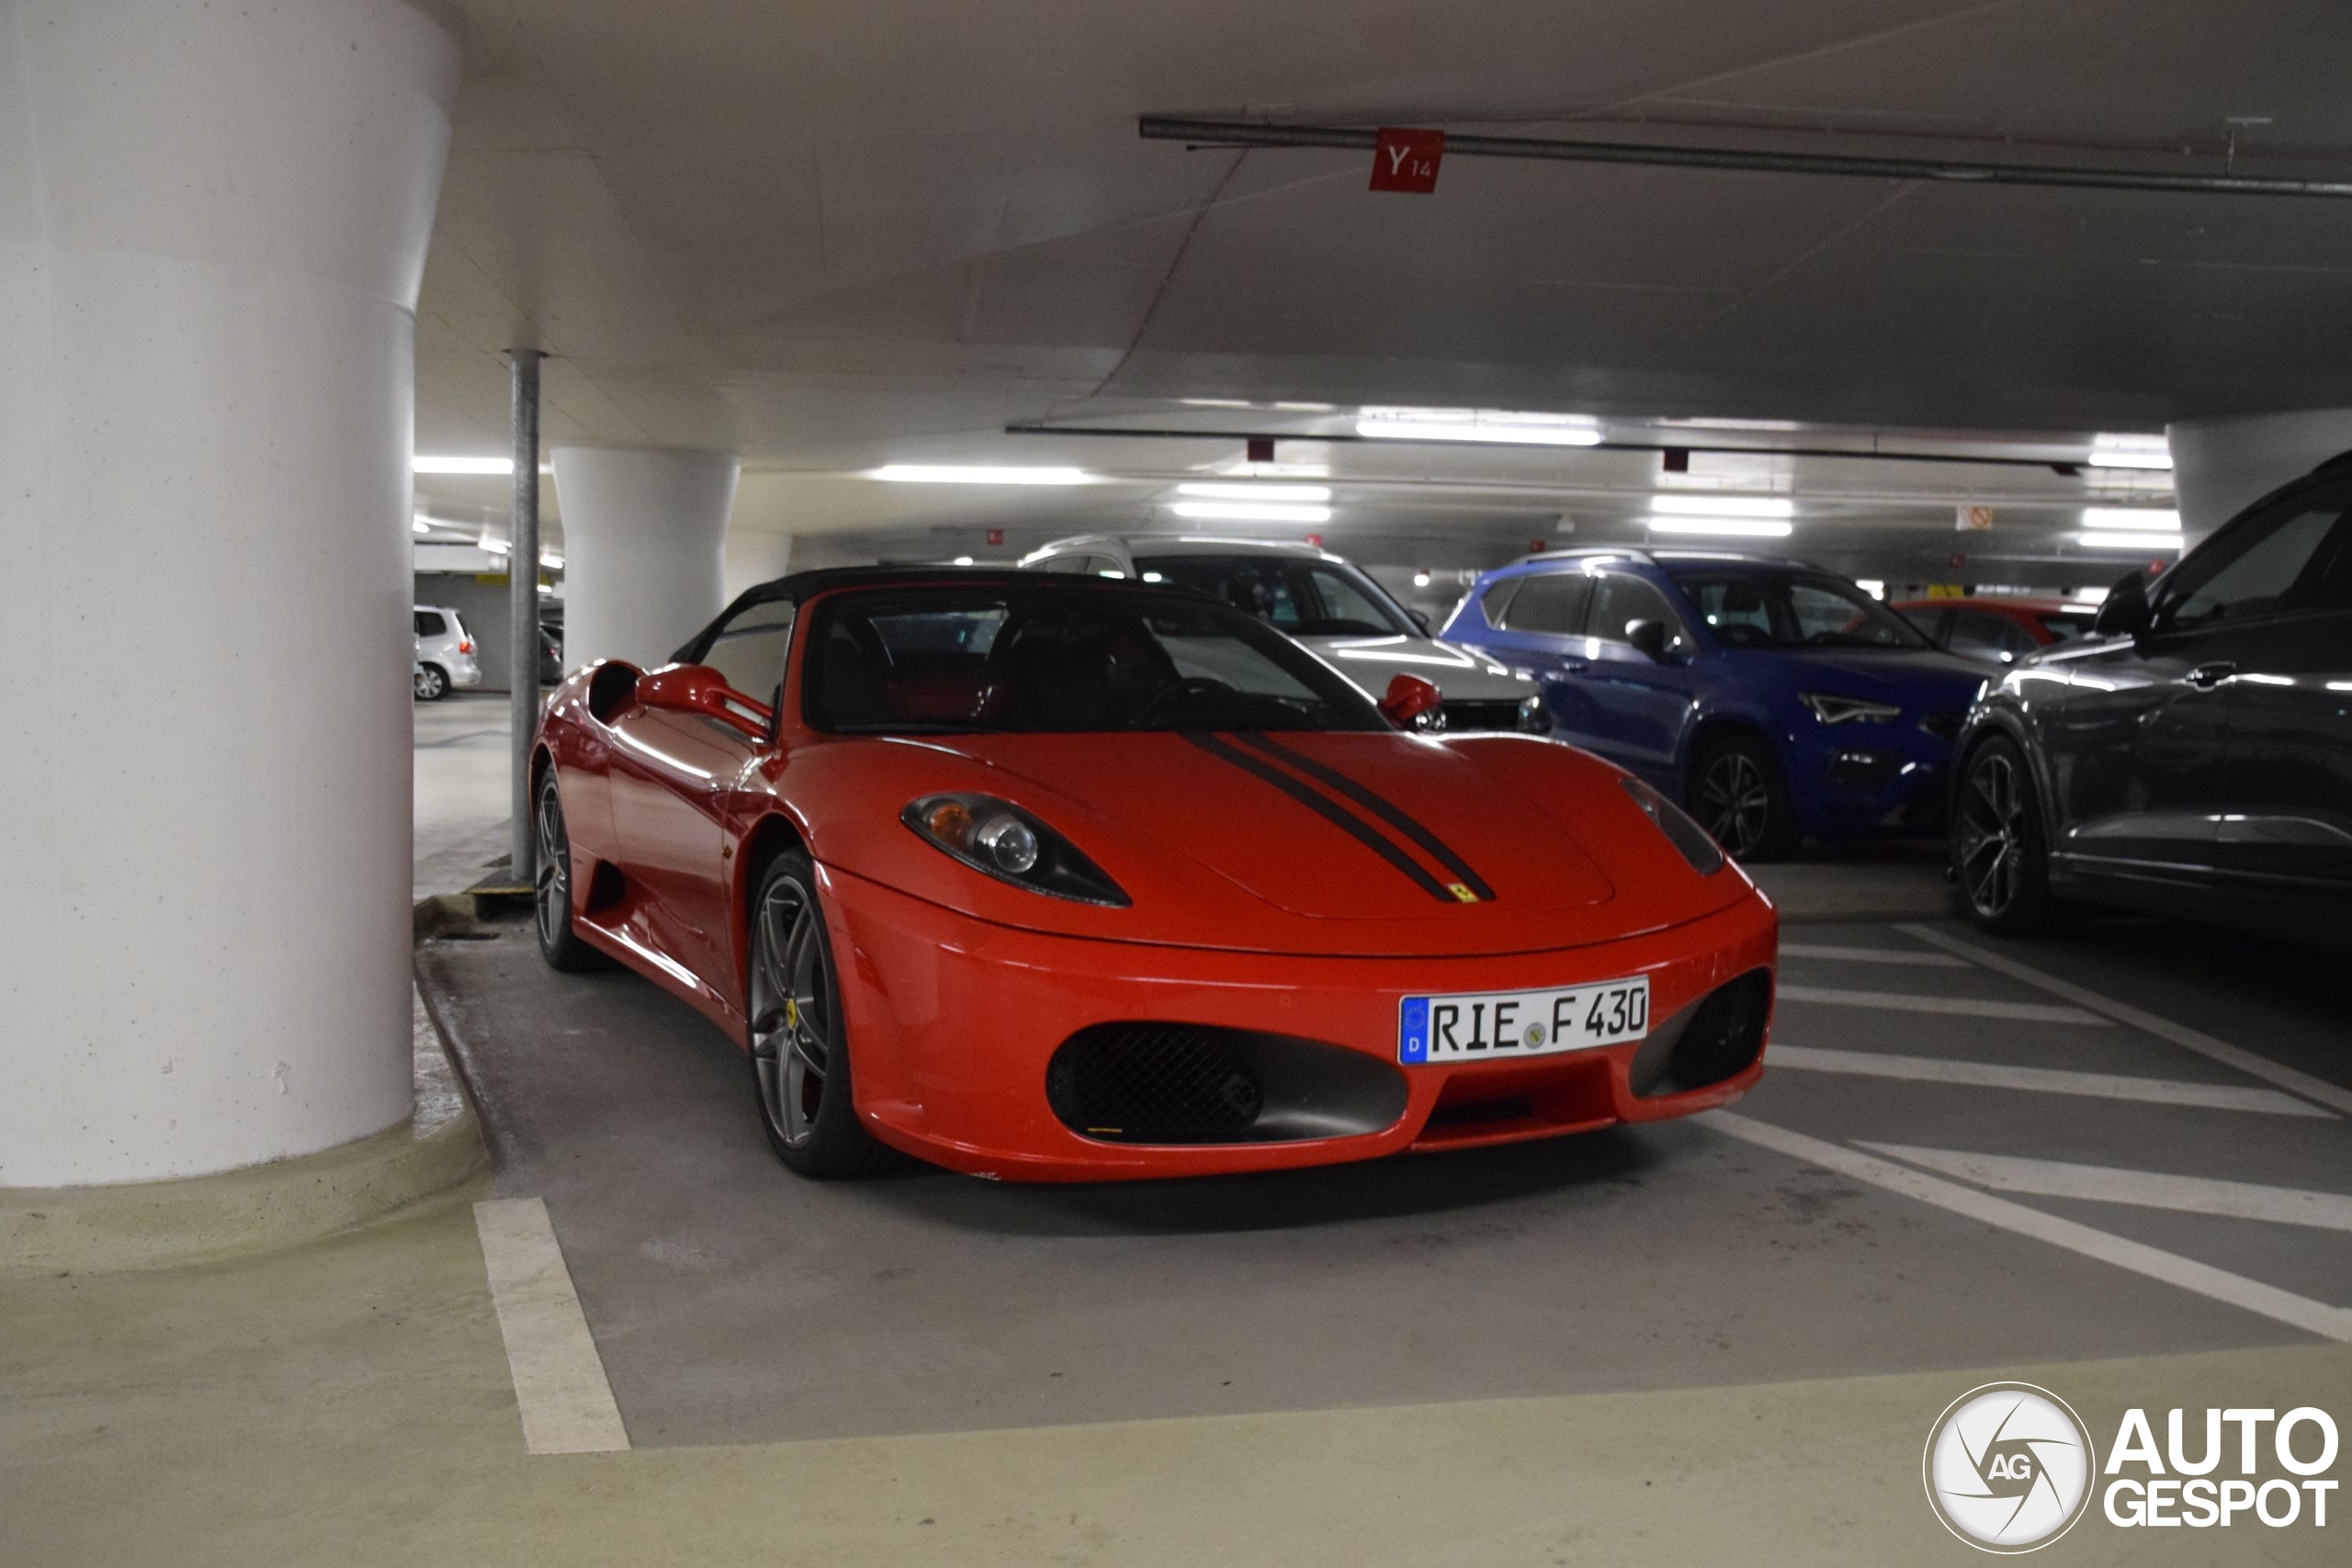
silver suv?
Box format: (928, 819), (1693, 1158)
(413, 605), (482, 701)
(1019, 535), (1542, 731)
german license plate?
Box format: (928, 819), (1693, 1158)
(1398, 976), (1650, 1064)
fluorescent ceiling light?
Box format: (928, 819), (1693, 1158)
(539, 552), (563, 570)
(1178, 398), (1253, 409)
(1645, 517), (1794, 538)
(1175, 482), (1333, 502)
(2073, 586), (2111, 604)
(1412, 571), (1432, 587)
(2082, 507), (2180, 530)
(1855, 579), (1885, 599)
(1357, 407), (1603, 446)
(1649, 494), (1796, 519)
(2078, 531), (2182, 551)
(1271, 400), (1337, 412)
(411, 517), (432, 535)
(870, 464), (1091, 485)
(479, 539), (511, 555)
(1170, 500), (1332, 524)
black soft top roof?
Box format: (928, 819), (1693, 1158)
(669, 564), (1208, 665)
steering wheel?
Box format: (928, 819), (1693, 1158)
(1136, 677), (1238, 723)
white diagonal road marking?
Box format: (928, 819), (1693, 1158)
(1781, 942), (1971, 967)
(1777, 984), (2109, 1025)
(1897, 924), (2352, 1117)
(1703, 1112), (2352, 1342)
(475, 1197), (630, 1454)
(1861, 1144), (2352, 1233)
(1767, 1044), (2331, 1118)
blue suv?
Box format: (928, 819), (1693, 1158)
(1440, 549), (1988, 859)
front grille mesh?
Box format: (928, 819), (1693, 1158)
(1046, 1023), (1264, 1142)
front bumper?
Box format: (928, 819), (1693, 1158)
(1792, 719), (1957, 837)
(820, 864), (1777, 1181)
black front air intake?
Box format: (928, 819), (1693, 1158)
(1046, 1024), (1408, 1145)
(1627, 968), (1773, 1098)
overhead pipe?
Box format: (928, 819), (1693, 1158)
(1137, 116), (2352, 199)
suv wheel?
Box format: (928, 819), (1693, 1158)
(414, 663), (449, 702)
(1689, 733), (1798, 862)
(1951, 735), (2056, 934)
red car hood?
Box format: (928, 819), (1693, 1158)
(794, 730), (1755, 958)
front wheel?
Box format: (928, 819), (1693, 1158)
(1689, 733), (1798, 862)
(746, 852), (894, 1179)
(1951, 735), (2057, 934)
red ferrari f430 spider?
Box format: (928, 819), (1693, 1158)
(530, 569), (1776, 1180)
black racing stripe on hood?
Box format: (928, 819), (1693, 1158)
(1179, 732), (1461, 904)
(1234, 732), (1497, 902)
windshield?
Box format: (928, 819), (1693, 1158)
(1668, 570), (1933, 649)
(803, 583), (1386, 735)
(1131, 554), (1413, 637)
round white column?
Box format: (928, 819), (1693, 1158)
(2168, 410), (2352, 545)
(553, 448), (741, 670)
(724, 528), (796, 603)
(0, 1), (460, 1185)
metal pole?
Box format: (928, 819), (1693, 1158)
(507, 349), (543, 886)
(1137, 117), (2352, 200)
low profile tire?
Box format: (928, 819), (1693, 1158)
(533, 771), (608, 973)
(1951, 735), (2057, 935)
(746, 850), (893, 1179)
(1689, 732), (1799, 863)
(414, 663), (449, 702)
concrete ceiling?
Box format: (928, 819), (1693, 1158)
(413, 0), (2352, 573)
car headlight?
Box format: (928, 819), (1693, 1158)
(1517, 694), (1553, 735)
(902, 794), (1130, 907)
(1621, 776), (1725, 876)
(1800, 692), (1902, 725)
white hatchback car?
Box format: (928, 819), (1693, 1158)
(1018, 535), (1544, 731)
(413, 605), (482, 701)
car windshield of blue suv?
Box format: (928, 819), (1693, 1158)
(1668, 569), (1932, 650)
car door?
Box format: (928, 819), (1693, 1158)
(2196, 497), (2352, 892)
(2041, 482), (2348, 881)
(1573, 570), (1697, 783)
(603, 599), (796, 1002)
(1479, 570), (1597, 736)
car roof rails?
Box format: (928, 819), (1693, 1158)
(1511, 546), (1659, 567)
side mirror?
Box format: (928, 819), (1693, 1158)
(1408, 608), (1432, 634)
(2091, 571), (2152, 639)
(1625, 619), (1672, 662)
(635, 662), (773, 739)
(1378, 672), (1445, 731)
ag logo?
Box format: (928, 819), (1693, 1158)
(1923, 1383), (2096, 1552)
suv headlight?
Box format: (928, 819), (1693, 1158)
(1621, 776), (1725, 875)
(1800, 692), (1902, 725)
(902, 794), (1130, 907)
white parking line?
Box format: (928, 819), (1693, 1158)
(1861, 1145), (2352, 1233)
(474, 1198), (630, 1455)
(1767, 1044), (2331, 1118)
(1781, 942), (1972, 967)
(1898, 924), (2352, 1118)
(1778, 984), (2109, 1025)
(1703, 1112), (2352, 1342)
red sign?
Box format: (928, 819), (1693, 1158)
(1305, 533), (1324, 548)
(985, 528), (1003, 547)
(1370, 128), (1444, 194)
(1949, 551), (1968, 569)
(1529, 539), (1548, 553)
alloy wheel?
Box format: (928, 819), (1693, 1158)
(1957, 750), (2027, 918)
(1696, 751), (1771, 859)
(749, 875), (831, 1149)
(534, 782), (570, 950)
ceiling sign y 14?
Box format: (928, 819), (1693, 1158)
(1371, 128), (1444, 193)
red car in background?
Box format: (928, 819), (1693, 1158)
(526, 568), (1777, 1182)
(1890, 596), (2098, 664)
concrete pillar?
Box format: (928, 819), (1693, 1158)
(553, 448), (741, 671)
(2168, 410), (2352, 545)
(724, 529), (796, 603)
(0, 1), (461, 1184)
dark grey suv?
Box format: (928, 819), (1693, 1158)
(1950, 456), (2352, 950)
